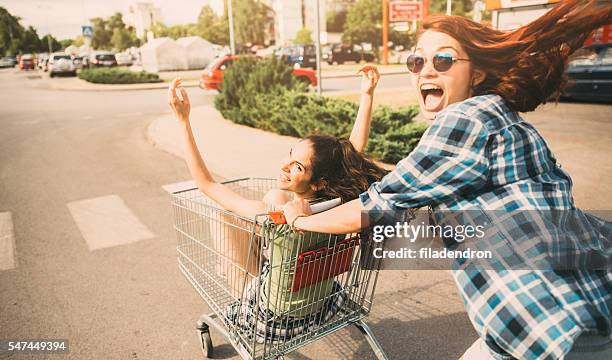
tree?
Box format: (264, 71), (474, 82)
(196, 5), (229, 45)
(72, 36), (84, 47)
(20, 26), (41, 53)
(0, 6), (24, 55)
(40, 34), (61, 52)
(59, 39), (73, 49)
(111, 27), (132, 51)
(234, 0), (270, 46)
(343, 0), (416, 59)
(90, 17), (111, 50)
(429, 0), (473, 17)
(326, 10), (347, 33)
(294, 28), (313, 45)
(342, 0), (382, 53)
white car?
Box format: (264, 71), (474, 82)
(48, 53), (76, 77)
(114, 52), (133, 66)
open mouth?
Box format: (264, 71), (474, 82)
(279, 172), (290, 183)
(420, 84), (444, 111)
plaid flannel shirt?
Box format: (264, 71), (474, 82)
(360, 94), (612, 359)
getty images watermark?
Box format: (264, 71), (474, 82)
(360, 209), (612, 271)
(371, 221), (492, 260)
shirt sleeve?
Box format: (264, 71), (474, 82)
(360, 108), (490, 221)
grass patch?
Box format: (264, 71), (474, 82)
(78, 68), (162, 84)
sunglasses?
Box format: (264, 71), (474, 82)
(406, 52), (469, 74)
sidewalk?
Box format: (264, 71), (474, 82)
(148, 104), (300, 180)
(32, 75), (200, 92)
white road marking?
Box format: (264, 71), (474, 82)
(161, 180), (197, 194)
(0, 212), (17, 271)
(67, 195), (155, 251)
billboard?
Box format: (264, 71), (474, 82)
(389, 1), (423, 22)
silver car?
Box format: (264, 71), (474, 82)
(48, 53), (76, 77)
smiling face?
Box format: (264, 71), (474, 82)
(277, 140), (318, 199)
(412, 30), (480, 120)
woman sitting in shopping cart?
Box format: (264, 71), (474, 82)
(168, 66), (386, 342)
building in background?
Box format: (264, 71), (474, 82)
(485, 0), (560, 30)
(486, 0), (611, 46)
(266, 0), (328, 45)
(125, 2), (162, 38)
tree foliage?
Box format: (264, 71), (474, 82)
(326, 10), (348, 33)
(294, 28), (313, 45)
(234, 0), (271, 46)
(343, 0), (414, 56)
(90, 13), (139, 51)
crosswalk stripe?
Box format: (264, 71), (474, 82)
(0, 212), (17, 271)
(67, 195), (155, 251)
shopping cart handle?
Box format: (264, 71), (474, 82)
(268, 198), (342, 225)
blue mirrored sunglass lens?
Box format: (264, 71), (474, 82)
(433, 53), (454, 71)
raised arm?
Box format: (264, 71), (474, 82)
(349, 65), (380, 153)
(168, 78), (266, 219)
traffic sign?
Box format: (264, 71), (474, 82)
(82, 25), (93, 38)
(389, 1), (423, 22)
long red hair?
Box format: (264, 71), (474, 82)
(422, 0), (612, 112)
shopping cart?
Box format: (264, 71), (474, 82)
(171, 177), (388, 359)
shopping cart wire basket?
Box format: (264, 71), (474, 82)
(171, 177), (388, 359)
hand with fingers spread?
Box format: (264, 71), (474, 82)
(168, 77), (191, 123)
(357, 65), (380, 96)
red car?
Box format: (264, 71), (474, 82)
(18, 54), (35, 70)
(200, 55), (317, 91)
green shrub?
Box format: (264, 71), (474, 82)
(78, 68), (162, 84)
(214, 58), (428, 164)
(214, 56), (307, 126)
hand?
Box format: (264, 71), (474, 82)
(168, 77), (191, 123)
(357, 65), (380, 96)
(283, 199), (312, 230)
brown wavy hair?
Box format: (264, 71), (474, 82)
(421, 0), (612, 112)
(304, 135), (388, 203)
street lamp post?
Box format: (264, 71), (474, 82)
(227, 0), (236, 55)
(314, 0), (322, 94)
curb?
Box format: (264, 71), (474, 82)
(31, 79), (200, 92)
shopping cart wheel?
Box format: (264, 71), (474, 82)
(198, 328), (213, 358)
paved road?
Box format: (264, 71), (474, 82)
(1, 67), (610, 360)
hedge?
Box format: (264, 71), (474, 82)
(214, 57), (427, 164)
(78, 68), (162, 84)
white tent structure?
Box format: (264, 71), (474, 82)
(140, 37), (187, 72)
(176, 36), (215, 70)
(64, 45), (78, 55)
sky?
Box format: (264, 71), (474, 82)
(0, 0), (225, 40)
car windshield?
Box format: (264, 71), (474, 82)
(206, 57), (227, 70)
(97, 54), (115, 61)
(54, 55), (71, 60)
(569, 47), (599, 66)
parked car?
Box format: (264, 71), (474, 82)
(326, 44), (375, 65)
(89, 52), (117, 67)
(37, 54), (49, 71)
(72, 56), (86, 70)
(115, 52), (133, 66)
(18, 54), (35, 70)
(199, 55), (317, 91)
(48, 53), (77, 77)
(564, 43), (612, 102)
(0, 56), (15, 68)
(277, 45), (318, 69)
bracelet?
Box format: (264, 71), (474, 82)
(290, 215), (305, 230)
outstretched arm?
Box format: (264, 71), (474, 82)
(168, 78), (266, 219)
(349, 65), (380, 153)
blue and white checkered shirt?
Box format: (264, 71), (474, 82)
(360, 94), (611, 360)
